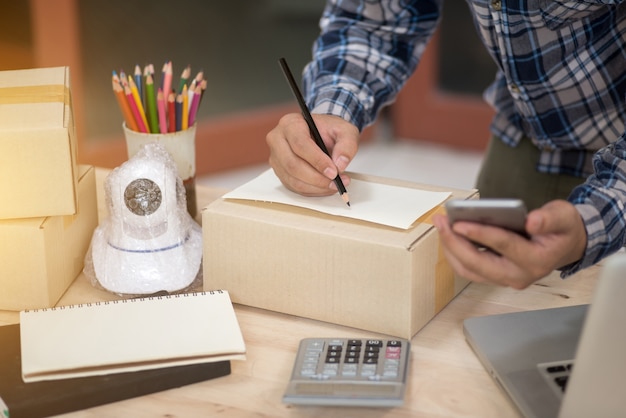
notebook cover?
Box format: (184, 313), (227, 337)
(19, 290), (246, 382)
(0, 324), (231, 418)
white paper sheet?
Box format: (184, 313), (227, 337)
(222, 169), (450, 229)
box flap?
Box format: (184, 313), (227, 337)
(205, 173), (477, 251)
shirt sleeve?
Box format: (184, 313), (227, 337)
(302, 0), (442, 131)
(561, 136), (626, 277)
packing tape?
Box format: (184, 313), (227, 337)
(0, 84), (70, 104)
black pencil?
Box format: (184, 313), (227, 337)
(278, 57), (351, 207)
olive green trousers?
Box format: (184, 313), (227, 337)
(475, 136), (585, 211)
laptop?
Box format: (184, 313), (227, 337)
(463, 253), (626, 418)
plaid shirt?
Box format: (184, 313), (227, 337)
(303, 0), (626, 276)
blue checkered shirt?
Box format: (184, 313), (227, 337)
(302, 0), (626, 276)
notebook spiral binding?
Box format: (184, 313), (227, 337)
(23, 290), (225, 313)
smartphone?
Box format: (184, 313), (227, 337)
(445, 198), (529, 237)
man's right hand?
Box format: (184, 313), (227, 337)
(265, 113), (360, 196)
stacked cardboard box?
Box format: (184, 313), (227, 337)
(0, 67), (98, 310)
(202, 173), (477, 339)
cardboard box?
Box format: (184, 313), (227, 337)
(202, 174), (478, 339)
(0, 165), (97, 311)
(0, 66), (78, 219)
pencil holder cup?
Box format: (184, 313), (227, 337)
(123, 123), (197, 219)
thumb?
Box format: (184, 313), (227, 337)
(319, 116), (359, 172)
(526, 200), (577, 236)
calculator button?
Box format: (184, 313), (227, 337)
(306, 340), (325, 350)
(300, 367), (317, 376)
(309, 374), (330, 380)
(302, 360), (318, 368)
(360, 364), (377, 376)
(341, 364), (358, 376)
(346, 345), (360, 353)
(383, 369), (399, 378)
(322, 364), (339, 376)
(387, 340), (402, 347)
(347, 340), (362, 346)
(366, 340), (383, 347)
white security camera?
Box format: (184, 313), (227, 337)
(91, 143), (202, 294)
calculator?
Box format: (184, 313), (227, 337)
(283, 338), (410, 407)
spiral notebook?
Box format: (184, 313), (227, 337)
(1, 323), (231, 418)
(19, 290), (246, 383)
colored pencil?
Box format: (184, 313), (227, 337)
(182, 84), (189, 131)
(188, 83), (202, 127)
(143, 65), (153, 109)
(193, 70), (204, 86)
(188, 79), (196, 104)
(199, 79), (207, 106)
(162, 61), (173, 108)
(133, 65), (143, 104)
(167, 92), (176, 133)
(167, 93), (176, 132)
(112, 73), (139, 131)
(128, 76), (149, 131)
(124, 84), (148, 133)
(112, 62), (207, 133)
(157, 88), (167, 134)
(175, 93), (183, 132)
(144, 73), (159, 133)
(178, 65), (191, 92)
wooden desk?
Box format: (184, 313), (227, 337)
(0, 169), (600, 417)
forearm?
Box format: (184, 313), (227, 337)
(303, 0), (442, 131)
(563, 138), (626, 276)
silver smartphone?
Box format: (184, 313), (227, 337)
(445, 198), (529, 237)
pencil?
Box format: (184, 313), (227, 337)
(157, 88), (167, 134)
(175, 92), (183, 132)
(199, 79), (207, 105)
(128, 76), (149, 131)
(178, 65), (191, 92)
(167, 92), (176, 133)
(188, 83), (202, 127)
(162, 61), (173, 108)
(133, 65), (143, 104)
(182, 84), (189, 130)
(160, 62), (167, 88)
(144, 74), (159, 133)
(277, 57), (350, 207)
(112, 73), (138, 131)
(124, 84), (148, 133)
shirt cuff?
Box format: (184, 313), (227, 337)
(558, 203), (599, 278)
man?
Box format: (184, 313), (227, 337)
(266, 1), (626, 288)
